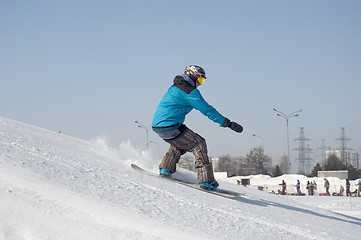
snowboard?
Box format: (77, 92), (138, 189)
(131, 164), (245, 199)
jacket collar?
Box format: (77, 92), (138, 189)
(180, 73), (195, 87)
(173, 74), (196, 94)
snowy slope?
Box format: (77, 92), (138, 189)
(0, 117), (360, 240)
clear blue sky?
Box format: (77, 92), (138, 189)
(1, 0), (361, 171)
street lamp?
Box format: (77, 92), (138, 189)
(272, 108), (302, 173)
(134, 120), (149, 148)
(252, 134), (264, 151)
(252, 134), (265, 175)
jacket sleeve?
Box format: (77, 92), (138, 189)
(186, 89), (226, 126)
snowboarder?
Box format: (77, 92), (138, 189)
(357, 179), (361, 197)
(152, 65), (243, 190)
(324, 178), (330, 196)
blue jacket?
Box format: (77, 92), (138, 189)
(152, 75), (226, 131)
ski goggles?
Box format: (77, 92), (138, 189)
(197, 76), (205, 85)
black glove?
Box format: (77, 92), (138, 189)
(222, 118), (243, 133)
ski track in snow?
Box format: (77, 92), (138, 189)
(0, 117), (361, 240)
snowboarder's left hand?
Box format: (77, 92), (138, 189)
(222, 118), (243, 133)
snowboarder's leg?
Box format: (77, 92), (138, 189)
(174, 129), (216, 184)
(162, 127), (217, 189)
(159, 145), (186, 175)
(191, 134), (215, 184)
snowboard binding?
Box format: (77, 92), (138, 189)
(159, 168), (171, 178)
(200, 180), (219, 191)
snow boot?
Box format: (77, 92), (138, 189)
(199, 180), (219, 191)
(159, 168), (171, 178)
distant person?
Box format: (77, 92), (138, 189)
(306, 181), (311, 196)
(346, 179), (351, 196)
(296, 180), (301, 195)
(310, 181), (314, 196)
(313, 180), (318, 196)
(280, 180), (287, 195)
(339, 185), (345, 196)
(324, 178), (330, 196)
(306, 181), (315, 196)
(357, 179), (361, 197)
(152, 65), (243, 191)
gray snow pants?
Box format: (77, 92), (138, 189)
(159, 128), (215, 183)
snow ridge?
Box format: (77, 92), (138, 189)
(0, 117), (360, 240)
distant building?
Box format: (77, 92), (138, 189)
(318, 170), (348, 180)
(326, 150), (360, 169)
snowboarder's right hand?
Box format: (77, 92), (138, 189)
(222, 118), (243, 133)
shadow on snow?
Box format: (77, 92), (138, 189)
(233, 196), (361, 226)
